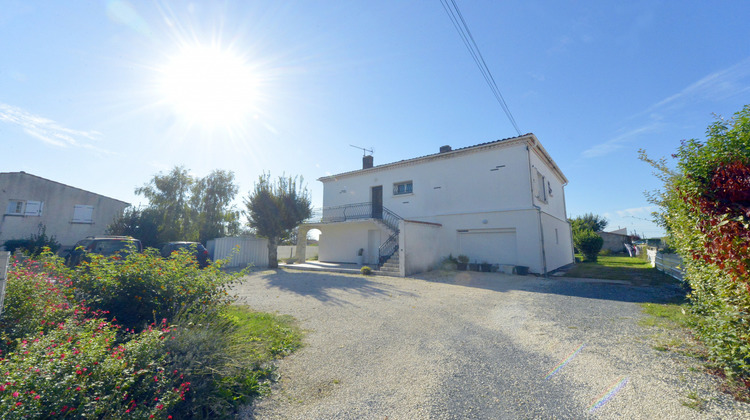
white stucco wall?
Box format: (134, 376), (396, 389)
(321, 141), (534, 219)
(400, 220), (442, 276)
(316, 135), (574, 275)
(317, 220), (386, 265)
(0, 172), (129, 250)
(528, 146), (568, 221)
(539, 212), (575, 272)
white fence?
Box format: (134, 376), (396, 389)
(277, 245), (319, 261)
(648, 249), (684, 281)
(207, 237), (269, 268)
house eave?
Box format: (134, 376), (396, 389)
(318, 133), (568, 185)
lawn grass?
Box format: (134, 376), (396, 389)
(223, 305), (304, 363)
(563, 254), (676, 285)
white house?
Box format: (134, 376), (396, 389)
(0, 172), (130, 252)
(296, 134), (574, 276)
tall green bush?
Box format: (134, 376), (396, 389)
(72, 247), (237, 331)
(573, 228), (603, 262)
(640, 104), (750, 378)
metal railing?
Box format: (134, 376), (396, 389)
(378, 232), (399, 266)
(306, 202), (403, 270)
(312, 202), (402, 233)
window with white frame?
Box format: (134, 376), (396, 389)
(72, 205), (95, 223)
(393, 181), (413, 195)
(6, 200), (43, 216)
(6, 200), (24, 215)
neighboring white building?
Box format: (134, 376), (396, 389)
(598, 228), (634, 253)
(0, 172), (129, 252)
(297, 134), (574, 276)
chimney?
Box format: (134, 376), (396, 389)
(440, 145), (452, 153)
(363, 155), (373, 169)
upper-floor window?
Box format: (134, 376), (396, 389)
(6, 200), (24, 215)
(72, 205), (95, 223)
(393, 181), (413, 195)
(535, 171), (547, 203)
(5, 200), (43, 216)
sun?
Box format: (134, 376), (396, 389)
(158, 44), (258, 128)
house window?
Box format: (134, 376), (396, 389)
(72, 205), (94, 223)
(393, 181), (413, 195)
(6, 200), (24, 215)
(24, 201), (43, 216)
(6, 200), (43, 216)
(535, 171), (547, 203)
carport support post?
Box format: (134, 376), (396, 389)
(295, 225), (311, 263)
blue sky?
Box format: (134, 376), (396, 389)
(2, 1), (749, 238)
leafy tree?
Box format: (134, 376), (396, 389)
(244, 174), (312, 268)
(640, 104), (750, 378)
(569, 213), (608, 233)
(573, 228), (603, 262)
(120, 166), (240, 245)
(190, 169), (240, 243)
(106, 206), (160, 248)
(136, 166), (195, 242)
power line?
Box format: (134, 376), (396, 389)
(440, 0), (521, 135)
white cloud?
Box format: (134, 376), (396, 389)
(615, 206), (657, 217)
(647, 56), (750, 114)
(0, 103), (103, 150)
(583, 57), (750, 160)
(582, 123), (659, 159)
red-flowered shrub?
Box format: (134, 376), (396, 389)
(641, 104), (750, 378)
(0, 254), (186, 418)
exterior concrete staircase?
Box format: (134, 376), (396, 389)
(377, 252), (400, 276)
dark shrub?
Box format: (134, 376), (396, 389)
(574, 229), (603, 262)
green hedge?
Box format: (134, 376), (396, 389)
(641, 104), (750, 379)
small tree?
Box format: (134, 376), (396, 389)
(135, 166), (195, 243)
(573, 228), (603, 262)
(244, 174), (312, 269)
(569, 213), (608, 233)
(106, 206), (160, 248)
(190, 169), (240, 243)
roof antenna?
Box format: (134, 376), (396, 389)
(350, 144), (373, 156)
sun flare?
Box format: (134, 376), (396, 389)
(158, 44), (258, 128)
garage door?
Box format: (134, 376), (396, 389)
(458, 229), (517, 265)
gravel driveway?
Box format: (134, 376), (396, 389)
(234, 269), (750, 419)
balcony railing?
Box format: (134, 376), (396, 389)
(308, 202), (402, 233)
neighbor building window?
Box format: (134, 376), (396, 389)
(393, 181), (413, 195)
(72, 205), (94, 223)
(24, 201), (43, 216)
(6, 200), (24, 215)
(6, 200), (43, 216)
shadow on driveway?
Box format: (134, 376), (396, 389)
(412, 270), (688, 304)
(249, 269), (416, 305)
